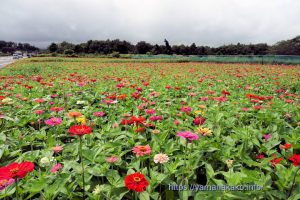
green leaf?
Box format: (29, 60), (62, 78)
(139, 191), (150, 200)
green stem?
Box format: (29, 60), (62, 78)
(79, 136), (85, 199)
(287, 167), (300, 198)
(160, 164), (162, 195)
(15, 178), (19, 200)
(135, 192), (138, 200)
(184, 141), (188, 166)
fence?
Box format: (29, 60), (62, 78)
(131, 55), (300, 64)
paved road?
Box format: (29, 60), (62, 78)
(0, 56), (14, 69)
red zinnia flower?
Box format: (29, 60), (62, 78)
(0, 161), (34, 179)
(270, 157), (283, 167)
(124, 172), (149, 192)
(279, 143), (292, 150)
(193, 116), (206, 126)
(68, 125), (93, 136)
(289, 154), (300, 166)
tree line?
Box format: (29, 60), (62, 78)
(0, 41), (39, 54)
(1, 35), (299, 56)
(47, 36), (300, 56)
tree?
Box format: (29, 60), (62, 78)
(136, 41), (153, 54)
(164, 39), (172, 54)
(190, 43), (197, 55)
(48, 43), (58, 53)
(74, 44), (84, 54)
(269, 36), (300, 55)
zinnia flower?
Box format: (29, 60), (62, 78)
(132, 145), (152, 157)
(68, 125), (93, 136)
(50, 107), (64, 112)
(270, 157), (283, 167)
(76, 116), (87, 125)
(50, 163), (63, 173)
(124, 172), (149, 192)
(106, 156), (119, 163)
(154, 153), (169, 164)
(34, 110), (45, 115)
(279, 143), (292, 150)
(68, 111), (82, 118)
(44, 117), (62, 126)
(145, 109), (156, 115)
(177, 131), (199, 142)
(149, 115), (163, 121)
(0, 178), (14, 191)
(93, 112), (105, 117)
(289, 154), (300, 166)
(0, 161), (34, 179)
(93, 185), (101, 195)
(256, 154), (265, 159)
(196, 127), (212, 136)
(263, 134), (272, 141)
(180, 106), (192, 113)
(52, 145), (63, 153)
(193, 116), (206, 126)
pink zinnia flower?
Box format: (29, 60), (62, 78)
(145, 109), (156, 115)
(50, 163), (62, 173)
(77, 82), (86, 87)
(263, 134), (272, 141)
(154, 153), (169, 164)
(177, 131), (199, 142)
(180, 106), (192, 113)
(256, 154), (265, 159)
(132, 145), (152, 157)
(240, 108), (249, 112)
(34, 98), (45, 103)
(254, 105), (263, 110)
(50, 107), (64, 112)
(214, 96), (227, 102)
(0, 178), (14, 191)
(51, 94), (58, 98)
(52, 146), (63, 153)
(34, 109), (45, 115)
(106, 156), (119, 163)
(149, 115), (163, 121)
(93, 112), (105, 117)
(199, 97), (209, 101)
(174, 120), (180, 126)
(45, 117), (62, 126)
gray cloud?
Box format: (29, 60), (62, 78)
(0, 0), (299, 47)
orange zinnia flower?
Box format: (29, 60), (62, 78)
(68, 111), (82, 118)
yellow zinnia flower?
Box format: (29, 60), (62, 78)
(194, 110), (205, 115)
(196, 127), (212, 136)
(76, 116), (86, 125)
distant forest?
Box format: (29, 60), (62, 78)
(1, 35), (300, 55)
(0, 41), (38, 54)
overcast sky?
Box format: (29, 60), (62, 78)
(0, 0), (299, 48)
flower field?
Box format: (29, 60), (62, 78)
(0, 58), (300, 200)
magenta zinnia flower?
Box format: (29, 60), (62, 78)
(177, 131), (199, 142)
(45, 117), (62, 126)
(263, 134), (272, 141)
(149, 115), (163, 121)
